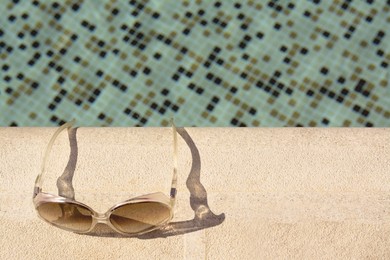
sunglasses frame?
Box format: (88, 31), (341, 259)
(33, 191), (173, 236)
(33, 120), (178, 236)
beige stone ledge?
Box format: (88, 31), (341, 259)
(0, 127), (389, 259)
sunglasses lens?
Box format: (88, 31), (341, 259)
(37, 202), (93, 232)
(110, 202), (171, 234)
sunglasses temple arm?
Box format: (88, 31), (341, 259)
(33, 119), (76, 197)
(170, 119), (178, 207)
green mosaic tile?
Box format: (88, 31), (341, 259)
(0, 0), (389, 126)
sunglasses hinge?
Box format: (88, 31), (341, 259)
(33, 186), (41, 198)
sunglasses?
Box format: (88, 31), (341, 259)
(33, 120), (178, 236)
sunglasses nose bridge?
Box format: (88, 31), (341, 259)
(92, 212), (110, 225)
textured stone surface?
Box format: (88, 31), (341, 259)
(0, 128), (389, 259)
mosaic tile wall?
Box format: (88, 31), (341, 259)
(0, 0), (389, 126)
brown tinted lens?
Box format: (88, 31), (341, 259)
(37, 202), (93, 232)
(110, 202), (171, 234)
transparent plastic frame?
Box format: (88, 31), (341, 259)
(33, 120), (178, 236)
